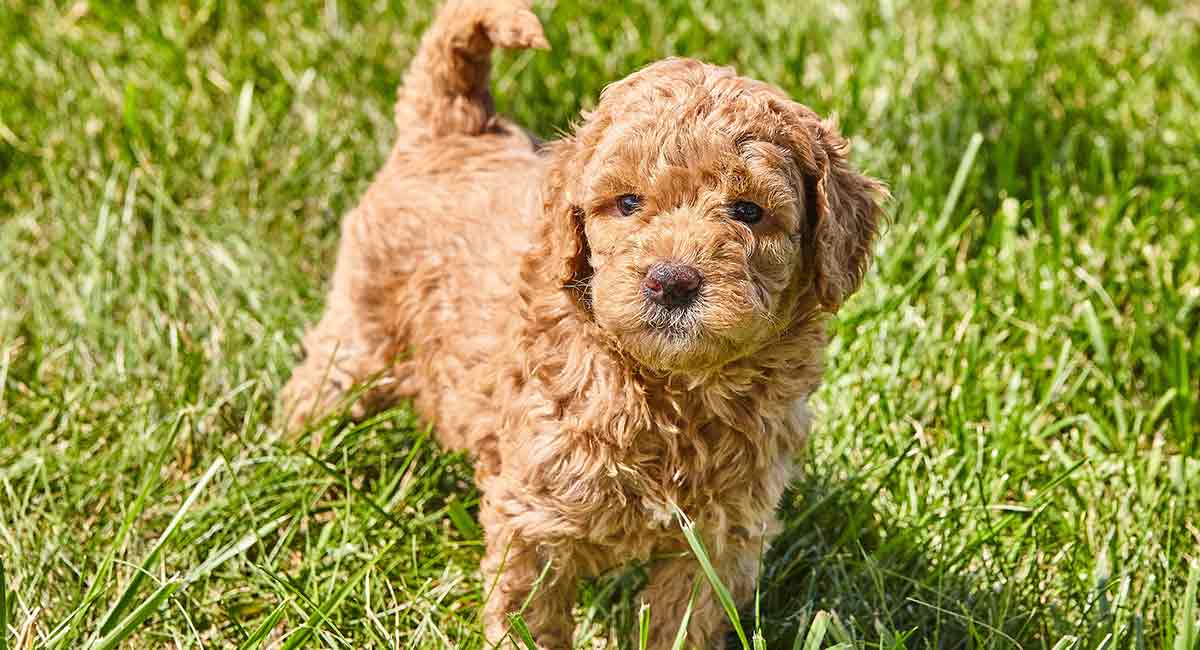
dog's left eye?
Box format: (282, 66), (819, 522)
(729, 201), (764, 224)
(616, 194), (643, 216)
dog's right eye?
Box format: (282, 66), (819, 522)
(729, 201), (764, 224)
(616, 194), (643, 216)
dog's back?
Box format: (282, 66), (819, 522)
(280, 0), (549, 438)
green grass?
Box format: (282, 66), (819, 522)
(1, 0), (1198, 647)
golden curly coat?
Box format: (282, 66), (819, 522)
(281, 1), (886, 646)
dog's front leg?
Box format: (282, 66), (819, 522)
(480, 502), (576, 649)
(641, 550), (760, 649)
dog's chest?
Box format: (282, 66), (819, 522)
(506, 360), (813, 567)
(569, 415), (796, 559)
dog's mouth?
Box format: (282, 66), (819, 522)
(638, 300), (703, 340)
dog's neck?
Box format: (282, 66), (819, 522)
(630, 315), (829, 433)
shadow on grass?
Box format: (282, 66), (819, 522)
(579, 462), (1051, 650)
(729, 468), (1043, 650)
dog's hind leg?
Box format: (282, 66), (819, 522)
(395, 0), (548, 139)
(280, 210), (402, 433)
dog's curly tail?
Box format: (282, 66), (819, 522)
(395, 0), (548, 138)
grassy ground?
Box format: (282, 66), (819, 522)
(2, 0), (1199, 648)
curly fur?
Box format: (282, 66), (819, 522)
(280, 1), (887, 646)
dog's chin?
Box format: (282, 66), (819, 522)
(592, 284), (764, 372)
(614, 312), (742, 373)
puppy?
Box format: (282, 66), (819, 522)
(282, 0), (886, 646)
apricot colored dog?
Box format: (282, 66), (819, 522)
(282, 0), (886, 646)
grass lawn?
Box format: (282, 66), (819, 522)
(2, 0), (1199, 647)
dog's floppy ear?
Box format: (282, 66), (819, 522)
(799, 117), (888, 312)
(532, 137), (593, 311)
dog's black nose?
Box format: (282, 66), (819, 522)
(643, 262), (703, 308)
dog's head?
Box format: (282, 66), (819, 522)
(537, 58), (887, 372)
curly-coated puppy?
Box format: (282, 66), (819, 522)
(281, 1), (886, 646)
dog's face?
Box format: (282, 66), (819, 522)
(539, 59), (886, 372)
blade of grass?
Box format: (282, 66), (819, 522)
(55, 412), (190, 649)
(89, 580), (180, 650)
(1079, 300), (1110, 369)
(183, 514), (290, 584)
(1, 557), (7, 650)
(1174, 562), (1199, 650)
(801, 611), (830, 650)
(300, 448), (406, 530)
(754, 536), (765, 650)
(506, 614), (538, 650)
(936, 132), (984, 230)
(43, 591), (107, 650)
(638, 602), (651, 650)
(235, 598), (290, 650)
(446, 498), (481, 541)
(671, 503), (750, 650)
(670, 582), (698, 650)
(826, 611), (853, 645)
(280, 541), (393, 650)
(94, 457), (224, 638)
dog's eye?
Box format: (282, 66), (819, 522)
(616, 194), (643, 216)
(729, 201), (764, 224)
